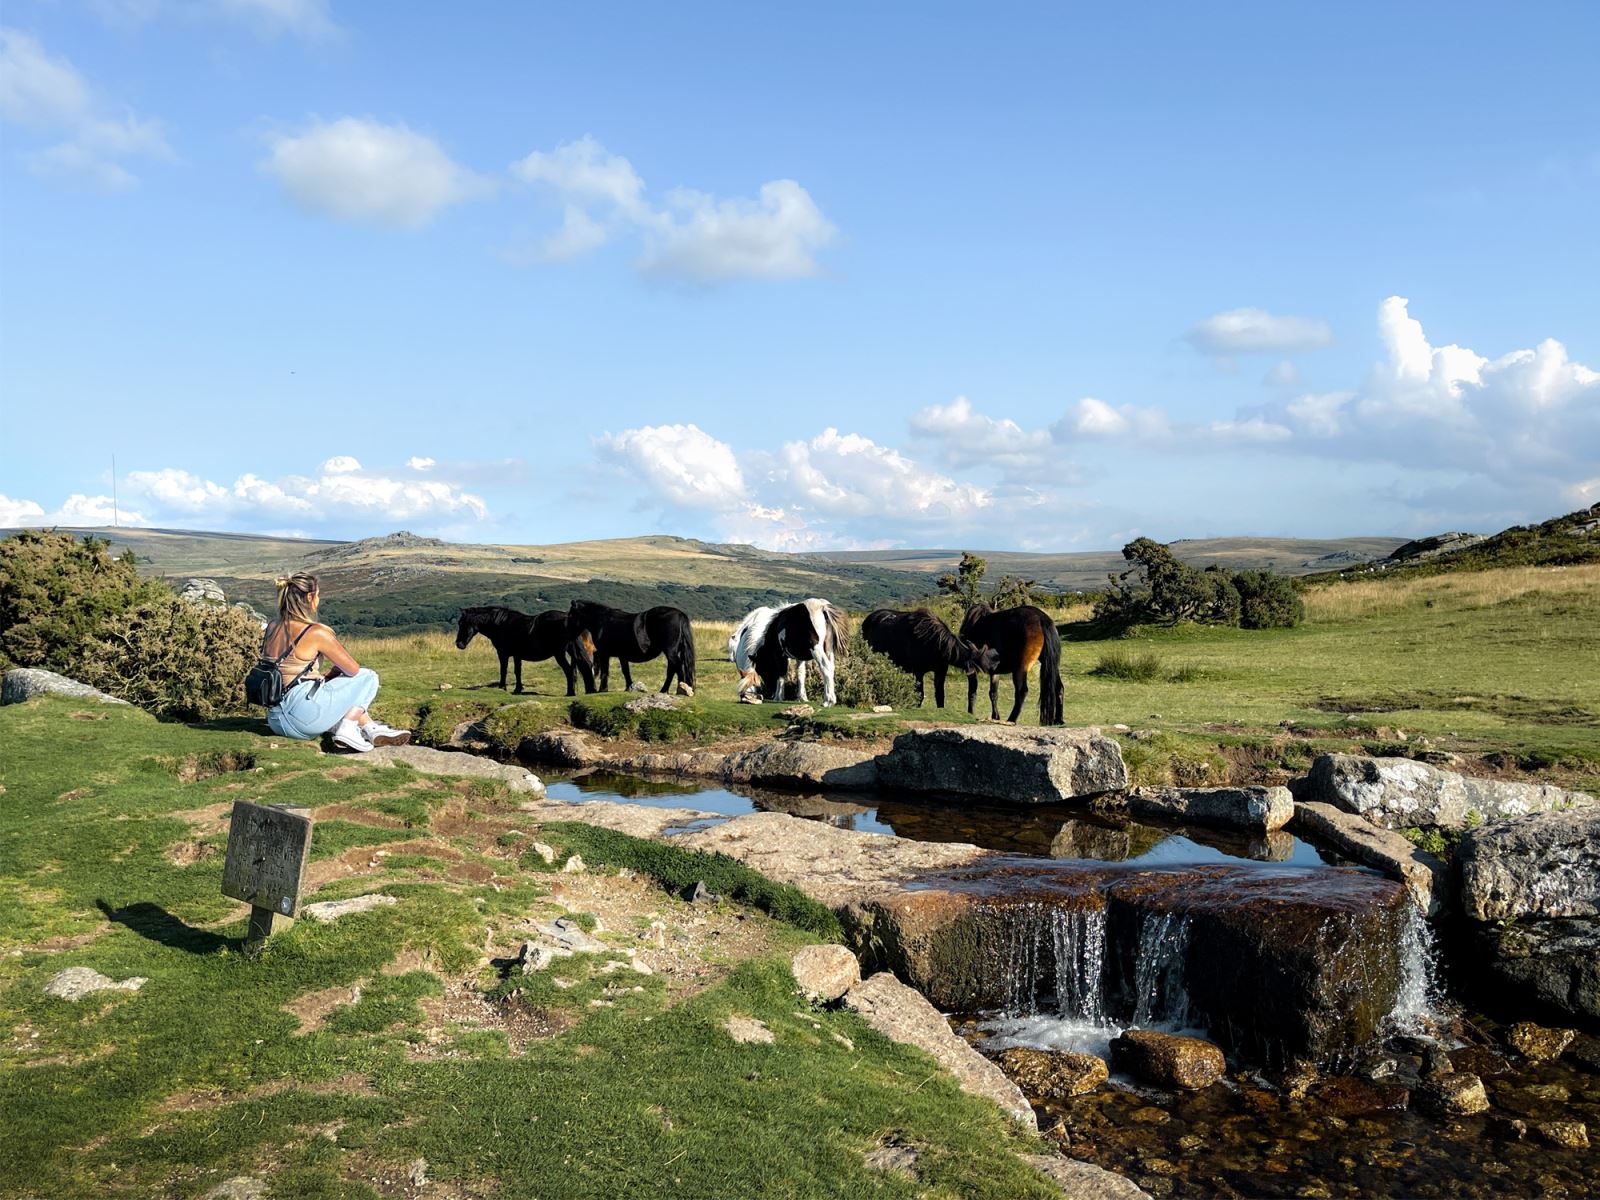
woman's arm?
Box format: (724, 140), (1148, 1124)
(309, 625), (362, 677)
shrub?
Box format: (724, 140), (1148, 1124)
(77, 593), (260, 720)
(834, 631), (920, 709)
(1234, 570), (1305, 629)
(1090, 648), (1163, 682)
(0, 531), (166, 671)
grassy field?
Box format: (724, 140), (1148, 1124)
(0, 698), (1055, 1199)
(345, 563), (1600, 788)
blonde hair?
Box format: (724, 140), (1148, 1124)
(275, 571), (320, 624)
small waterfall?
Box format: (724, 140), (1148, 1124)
(1051, 906), (1108, 1025)
(1384, 904), (1440, 1035)
(1128, 909), (1193, 1027)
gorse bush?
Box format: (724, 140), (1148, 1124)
(78, 593), (261, 720)
(1092, 537), (1304, 632)
(1234, 570), (1306, 629)
(834, 631), (920, 709)
(0, 531), (166, 671)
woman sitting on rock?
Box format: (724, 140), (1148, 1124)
(261, 571), (410, 751)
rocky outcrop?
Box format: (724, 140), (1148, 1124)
(1110, 1028), (1227, 1090)
(363, 744), (545, 795)
(877, 726), (1127, 803)
(178, 578), (227, 605)
(1458, 807), (1600, 921)
(721, 740), (878, 789)
(1126, 785), (1293, 833)
(843, 971), (1036, 1128)
(1291, 800), (1449, 915)
(791, 944), (860, 1003)
(1298, 754), (1591, 830)
(2, 668), (129, 707)
(1475, 919), (1600, 1022)
(994, 1046), (1108, 1099)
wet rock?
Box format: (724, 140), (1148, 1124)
(1024, 1154), (1152, 1200)
(301, 894), (397, 922)
(1448, 1045), (1512, 1078)
(364, 744), (545, 795)
(1494, 1117), (1529, 1141)
(878, 726), (1128, 803)
(723, 1015), (775, 1045)
(1310, 1076), (1410, 1116)
(995, 1046), (1109, 1099)
(43, 966), (147, 1001)
(2, 667), (130, 707)
(1535, 1121), (1589, 1149)
(843, 972), (1035, 1128)
(1110, 1029), (1226, 1090)
(1129, 1106), (1170, 1125)
(1566, 1033), (1600, 1072)
(1298, 753), (1592, 831)
(1126, 785), (1293, 834)
(1458, 807), (1600, 921)
(791, 944), (859, 1003)
(1290, 800), (1449, 915)
(1416, 1072), (1489, 1116)
(1507, 1022), (1575, 1061)
(1477, 919), (1600, 1021)
(721, 740), (877, 789)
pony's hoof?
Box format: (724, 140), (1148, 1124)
(676, 683), (694, 697)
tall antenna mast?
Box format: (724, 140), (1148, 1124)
(112, 455), (119, 528)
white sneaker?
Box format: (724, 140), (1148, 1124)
(363, 721), (412, 747)
(331, 718), (375, 753)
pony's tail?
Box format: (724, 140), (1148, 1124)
(1038, 620), (1065, 726)
(822, 603), (849, 660)
(680, 622), (697, 687)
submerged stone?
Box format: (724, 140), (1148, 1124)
(1416, 1072), (1489, 1116)
(995, 1045), (1109, 1099)
(1507, 1022), (1576, 1061)
(1310, 1076), (1410, 1116)
(877, 726), (1127, 803)
(1111, 1029), (1226, 1090)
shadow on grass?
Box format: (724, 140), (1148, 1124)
(177, 716), (269, 734)
(96, 900), (233, 956)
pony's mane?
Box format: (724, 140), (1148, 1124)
(802, 598), (848, 657)
(461, 605), (519, 629)
(569, 598), (621, 621)
(731, 606), (779, 666)
(907, 608), (967, 661)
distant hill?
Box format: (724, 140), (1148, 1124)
(0, 524), (1437, 632)
(1313, 504), (1600, 581)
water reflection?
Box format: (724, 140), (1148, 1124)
(542, 770), (1344, 872)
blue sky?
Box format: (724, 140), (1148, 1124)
(2, 1), (1596, 550)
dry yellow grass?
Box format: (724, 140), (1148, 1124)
(1302, 563), (1600, 622)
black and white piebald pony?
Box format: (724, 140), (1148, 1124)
(728, 599), (848, 707)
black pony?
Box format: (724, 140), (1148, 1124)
(861, 608), (999, 709)
(455, 606), (594, 696)
(565, 600), (696, 695)
(959, 603), (1065, 725)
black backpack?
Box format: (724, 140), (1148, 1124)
(245, 623), (316, 708)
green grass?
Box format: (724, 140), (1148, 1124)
(0, 697), (1053, 1199)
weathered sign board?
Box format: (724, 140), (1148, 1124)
(221, 800), (313, 949)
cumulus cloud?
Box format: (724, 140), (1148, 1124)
(511, 135), (835, 283)
(773, 429), (991, 522)
(115, 458), (488, 530)
(90, 0), (338, 40)
(1056, 397), (1171, 441)
(0, 28), (173, 191)
(262, 117), (483, 228)
(1187, 307), (1334, 355)
(597, 424), (749, 510)
(908, 396), (1055, 476)
(0, 491), (149, 527)
(1263, 360), (1299, 387)
(406, 456), (436, 470)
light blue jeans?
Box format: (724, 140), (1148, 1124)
(267, 668), (381, 740)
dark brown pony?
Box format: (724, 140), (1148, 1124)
(566, 599), (697, 695)
(861, 607), (999, 708)
(959, 603), (1065, 725)
(456, 606), (594, 696)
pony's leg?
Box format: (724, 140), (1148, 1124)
(558, 650), (576, 697)
(820, 655), (837, 707)
(968, 673), (978, 715)
(660, 662), (675, 694)
(620, 660), (634, 690)
(796, 660), (808, 702)
(497, 650), (510, 690)
(916, 673), (926, 707)
(989, 673), (1000, 721)
(597, 657), (610, 692)
(933, 669), (945, 709)
(1008, 669), (1028, 724)
(513, 656), (524, 694)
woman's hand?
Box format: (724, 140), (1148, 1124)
(308, 625), (362, 677)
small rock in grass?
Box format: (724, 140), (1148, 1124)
(871, 704), (894, 713)
(738, 692), (762, 705)
(203, 1180), (266, 1200)
(724, 1015), (775, 1044)
(561, 854), (585, 874)
(518, 942), (556, 973)
(864, 1137), (918, 1179)
(1536, 1121), (1589, 1149)
(530, 841), (556, 865)
(44, 967), (147, 1001)
(300, 894), (397, 922)
(407, 1158), (428, 1188)
(779, 704), (814, 719)
(1507, 1022), (1575, 1061)
(437, 683), (452, 690)
(791, 944), (860, 1003)
(684, 880), (719, 905)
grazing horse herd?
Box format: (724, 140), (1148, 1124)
(455, 596), (1065, 725)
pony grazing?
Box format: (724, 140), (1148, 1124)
(958, 602), (1065, 725)
(565, 600), (696, 695)
(728, 599), (848, 707)
(861, 608), (1000, 709)
(455, 606), (594, 696)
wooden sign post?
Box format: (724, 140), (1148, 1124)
(221, 800), (313, 954)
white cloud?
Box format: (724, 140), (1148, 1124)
(772, 429), (990, 522)
(406, 456), (436, 470)
(907, 395), (1054, 475)
(0, 491), (150, 527)
(1263, 359), (1299, 387)
(262, 118), (482, 229)
(1187, 307), (1334, 355)
(0, 28), (172, 191)
(511, 136), (835, 283)
(118, 458), (488, 528)
(1057, 397), (1170, 440)
(215, 0), (338, 41)
(597, 424), (749, 510)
